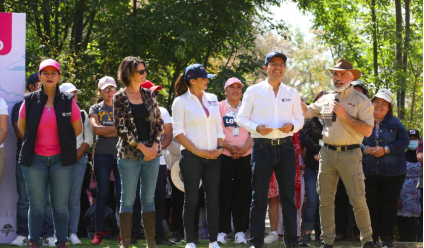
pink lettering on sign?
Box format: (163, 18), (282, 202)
(0, 13), (13, 55)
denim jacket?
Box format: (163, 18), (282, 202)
(361, 114), (409, 176)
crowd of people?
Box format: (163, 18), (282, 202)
(0, 52), (422, 248)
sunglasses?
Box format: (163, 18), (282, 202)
(102, 87), (117, 93)
(138, 69), (147, 75)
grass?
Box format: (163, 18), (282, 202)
(0, 238), (421, 248)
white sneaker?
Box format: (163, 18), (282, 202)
(217, 232), (227, 244)
(42, 237), (56, 247)
(69, 234), (82, 245)
(11, 235), (27, 246)
(209, 241), (221, 248)
(264, 232), (279, 244)
(185, 243), (196, 248)
(235, 232), (247, 244)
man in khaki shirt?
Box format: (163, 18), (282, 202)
(301, 59), (375, 248)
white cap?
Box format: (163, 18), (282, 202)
(60, 82), (81, 94)
(374, 89), (393, 103)
(98, 76), (117, 90)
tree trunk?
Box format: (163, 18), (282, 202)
(394, 0), (404, 119)
(371, 0), (379, 85)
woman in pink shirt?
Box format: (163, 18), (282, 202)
(18, 59), (82, 248)
(217, 77), (252, 245)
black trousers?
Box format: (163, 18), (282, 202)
(365, 174), (406, 241)
(397, 216), (419, 241)
(155, 164), (168, 235)
(218, 154), (252, 233)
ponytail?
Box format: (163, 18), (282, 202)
(175, 74), (191, 96)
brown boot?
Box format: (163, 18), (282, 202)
(142, 211), (158, 248)
(119, 212), (133, 248)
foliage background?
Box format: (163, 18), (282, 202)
(1, 0), (422, 131)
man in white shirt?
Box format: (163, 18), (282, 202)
(237, 51), (304, 248)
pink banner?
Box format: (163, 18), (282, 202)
(0, 12), (26, 244)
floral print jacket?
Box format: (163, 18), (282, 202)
(113, 87), (164, 160)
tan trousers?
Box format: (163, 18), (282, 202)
(317, 146), (373, 245)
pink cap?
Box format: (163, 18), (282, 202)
(224, 77), (244, 89)
(98, 76), (117, 90)
(38, 59), (61, 74)
(141, 80), (163, 92)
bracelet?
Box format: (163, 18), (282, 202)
(364, 145), (369, 154)
(217, 146), (225, 151)
(192, 147), (197, 154)
(384, 146), (390, 154)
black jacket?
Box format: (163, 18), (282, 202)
(300, 117), (323, 171)
(83, 204), (119, 235)
(19, 84), (77, 166)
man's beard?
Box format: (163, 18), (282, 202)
(332, 80), (350, 92)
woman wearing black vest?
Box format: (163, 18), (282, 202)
(18, 59), (82, 248)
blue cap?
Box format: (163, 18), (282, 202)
(26, 73), (40, 91)
(264, 51), (287, 66)
(183, 64), (216, 80)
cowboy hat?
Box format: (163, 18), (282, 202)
(170, 161), (202, 192)
(328, 59), (361, 81)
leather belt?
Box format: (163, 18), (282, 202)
(324, 143), (360, 152)
(253, 137), (292, 146)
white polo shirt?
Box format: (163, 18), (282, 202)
(172, 89), (225, 150)
(236, 79), (304, 139)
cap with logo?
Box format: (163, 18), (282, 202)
(39, 59), (61, 74)
(98, 76), (117, 90)
(373, 89), (393, 104)
(60, 82), (81, 94)
(264, 51), (287, 66)
(224, 77), (244, 89)
(408, 129), (420, 139)
(141, 80), (163, 92)
(183, 64), (216, 80)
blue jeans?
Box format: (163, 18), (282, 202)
(179, 149), (221, 243)
(15, 161), (54, 238)
(68, 156), (87, 235)
(118, 154), (160, 213)
(303, 166), (320, 231)
(93, 153), (121, 232)
(249, 139), (297, 247)
(21, 154), (73, 244)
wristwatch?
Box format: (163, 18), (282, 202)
(384, 146), (390, 154)
(217, 146), (225, 152)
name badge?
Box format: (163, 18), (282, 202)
(233, 127), (240, 136)
(208, 101), (218, 106)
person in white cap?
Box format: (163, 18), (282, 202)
(88, 76), (121, 245)
(361, 89), (409, 248)
(216, 77), (252, 245)
(59, 83), (93, 244)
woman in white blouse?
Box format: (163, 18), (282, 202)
(172, 64), (224, 248)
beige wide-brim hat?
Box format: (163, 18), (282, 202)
(328, 59), (361, 81)
(170, 161), (202, 192)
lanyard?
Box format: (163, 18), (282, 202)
(226, 100), (241, 118)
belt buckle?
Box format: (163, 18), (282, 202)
(336, 146), (341, 152)
(270, 139), (280, 146)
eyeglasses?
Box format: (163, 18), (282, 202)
(138, 69), (147, 75)
(102, 87), (117, 93)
